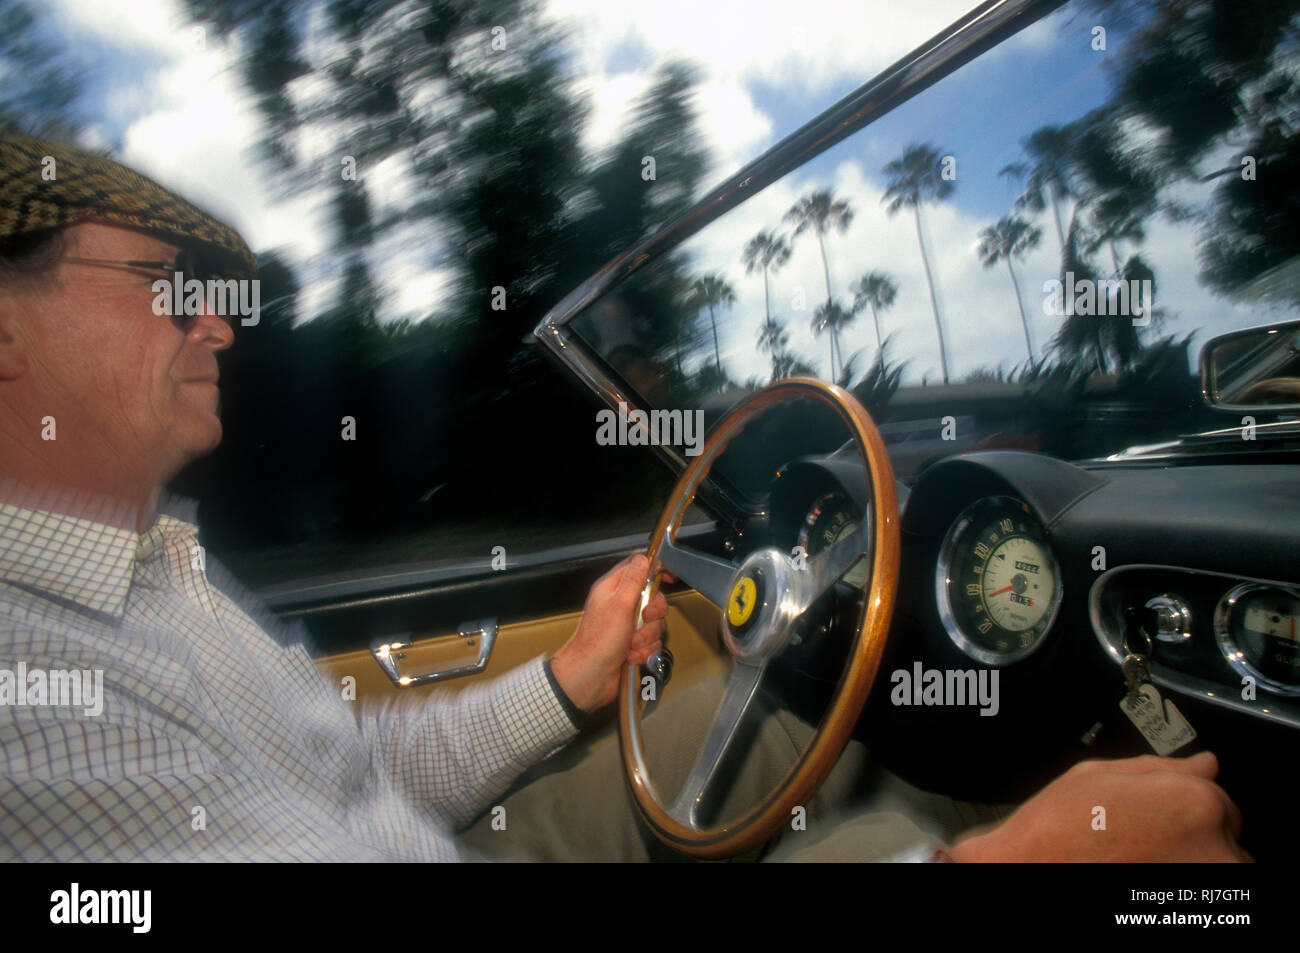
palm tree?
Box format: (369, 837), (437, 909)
(810, 300), (854, 380)
(977, 216), (1042, 360)
(1049, 221), (1148, 376)
(695, 362), (732, 394)
(1084, 194), (1147, 277)
(758, 314), (788, 357)
(785, 190), (853, 377)
(757, 314), (789, 381)
(1000, 124), (1078, 255)
(687, 273), (736, 374)
(882, 142), (954, 384)
(1065, 116), (1158, 277)
(741, 231), (792, 325)
(772, 351), (817, 381)
(850, 271), (898, 350)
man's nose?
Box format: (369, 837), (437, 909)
(188, 295), (235, 351)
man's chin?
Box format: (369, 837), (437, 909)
(180, 414), (224, 458)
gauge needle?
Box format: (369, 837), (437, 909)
(987, 585), (1014, 597)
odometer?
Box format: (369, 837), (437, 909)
(935, 496), (1062, 665)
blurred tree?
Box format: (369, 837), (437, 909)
(1048, 221), (1149, 376)
(173, 0), (712, 567)
(785, 189), (853, 377)
(0, 0), (83, 137)
(977, 215), (1042, 361)
(850, 270), (898, 351)
(757, 313), (789, 382)
(809, 299), (854, 380)
(687, 273), (736, 374)
(1000, 125), (1078, 257)
(845, 340), (904, 420)
(882, 142), (954, 384)
(742, 230), (792, 326)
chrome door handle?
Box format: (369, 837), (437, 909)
(371, 618), (498, 687)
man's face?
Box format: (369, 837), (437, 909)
(7, 222), (235, 486)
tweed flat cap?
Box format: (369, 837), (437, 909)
(0, 133), (256, 279)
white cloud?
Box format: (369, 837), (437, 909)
(576, 72), (653, 155)
(545, 0), (981, 185)
(545, 0), (981, 99)
(48, 0), (192, 54)
(694, 79), (774, 179)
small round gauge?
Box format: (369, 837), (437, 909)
(797, 491), (870, 590)
(935, 495), (1062, 665)
(1214, 583), (1300, 696)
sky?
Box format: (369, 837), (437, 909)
(33, 0), (1293, 385)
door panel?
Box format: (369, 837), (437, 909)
(315, 589), (726, 704)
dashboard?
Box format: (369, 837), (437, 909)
(755, 447), (1300, 860)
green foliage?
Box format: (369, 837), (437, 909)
(164, 0), (714, 556)
(0, 0), (82, 138)
(844, 340), (905, 420)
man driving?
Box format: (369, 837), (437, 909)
(0, 134), (1250, 862)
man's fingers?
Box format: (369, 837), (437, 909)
(1080, 751), (1218, 779)
(1160, 750), (1219, 781)
(1082, 752), (1245, 853)
(591, 553), (649, 601)
(631, 611), (667, 642)
(640, 591), (669, 621)
(1214, 783), (1244, 841)
(626, 640), (663, 666)
(618, 554), (649, 597)
(591, 558), (629, 595)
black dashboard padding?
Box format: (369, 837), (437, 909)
(1050, 464), (1300, 582)
(903, 451), (1109, 534)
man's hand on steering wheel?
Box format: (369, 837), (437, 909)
(551, 554), (669, 713)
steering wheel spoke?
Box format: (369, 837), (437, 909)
(796, 524), (869, 613)
(657, 536), (735, 609)
(668, 659), (767, 827)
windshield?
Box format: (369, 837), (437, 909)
(565, 0), (1300, 490)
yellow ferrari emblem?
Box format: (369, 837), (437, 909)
(728, 577), (757, 627)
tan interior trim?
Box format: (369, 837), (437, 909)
(314, 589), (726, 713)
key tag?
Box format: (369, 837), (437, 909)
(1119, 620), (1197, 756)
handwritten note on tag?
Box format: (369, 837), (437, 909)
(1119, 683), (1196, 756)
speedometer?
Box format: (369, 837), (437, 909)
(935, 496), (1062, 665)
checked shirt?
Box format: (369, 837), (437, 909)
(0, 482), (577, 861)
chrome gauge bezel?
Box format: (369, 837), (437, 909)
(1214, 582), (1300, 697)
(935, 495), (1063, 666)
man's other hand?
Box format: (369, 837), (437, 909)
(949, 751), (1251, 862)
(550, 554), (668, 713)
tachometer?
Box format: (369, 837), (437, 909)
(935, 496), (1062, 665)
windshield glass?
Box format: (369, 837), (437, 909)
(567, 0), (1300, 490)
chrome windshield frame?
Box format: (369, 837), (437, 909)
(532, 0), (1067, 523)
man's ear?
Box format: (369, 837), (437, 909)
(0, 302), (30, 380)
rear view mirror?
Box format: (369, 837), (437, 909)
(1201, 321), (1300, 410)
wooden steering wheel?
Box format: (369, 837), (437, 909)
(618, 377), (901, 859)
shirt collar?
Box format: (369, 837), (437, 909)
(0, 476), (200, 618)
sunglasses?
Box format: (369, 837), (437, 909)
(56, 249), (232, 329)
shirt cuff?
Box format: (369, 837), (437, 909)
(543, 657), (587, 730)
